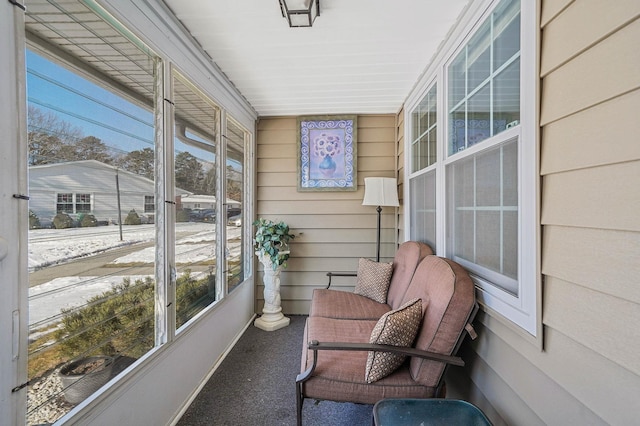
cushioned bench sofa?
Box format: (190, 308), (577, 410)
(296, 241), (478, 425)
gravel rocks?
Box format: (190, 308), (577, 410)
(27, 370), (73, 425)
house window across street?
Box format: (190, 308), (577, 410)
(56, 193), (73, 213)
(144, 195), (154, 213)
(75, 193), (91, 213)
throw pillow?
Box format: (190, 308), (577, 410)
(354, 258), (393, 303)
(364, 298), (424, 383)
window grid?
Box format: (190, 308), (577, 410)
(144, 195), (154, 213)
(448, 0), (521, 156)
(56, 193), (73, 213)
(411, 85), (437, 172)
(75, 193), (91, 213)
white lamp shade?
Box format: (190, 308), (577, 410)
(362, 177), (399, 207)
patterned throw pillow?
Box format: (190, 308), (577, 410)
(354, 258), (393, 303)
(364, 298), (424, 383)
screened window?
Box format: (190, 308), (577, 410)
(409, 83), (438, 247)
(407, 0), (536, 335)
(410, 170), (437, 250)
(446, 0), (521, 293)
(447, 138), (518, 293)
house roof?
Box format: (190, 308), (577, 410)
(29, 160), (192, 195)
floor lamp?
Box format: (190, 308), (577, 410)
(362, 177), (399, 262)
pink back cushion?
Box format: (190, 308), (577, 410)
(386, 241), (433, 309)
(401, 256), (476, 387)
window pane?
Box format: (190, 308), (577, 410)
(447, 139), (518, 294)
(411, 85), (437, 172)
(494, 58), (520, 133)
(414, 134), (429, 172)
(75, 193), (91, 213)
(447, 0), (521, 155)
(449, 106), (466, 155)
(467, 85), (491, 147)
(410, 171), (436, 250)
(427, 127), (437, 166)
(467, 21), (491, 91)
(493, 0), (521, 70)
(173, 74), (219, 331)
(448, 54), (466, 108)
(26, 1), (158, 419)
(225, 120), (246, 292)
(56, 193), (73, 213)
(144, 195), (154, 213)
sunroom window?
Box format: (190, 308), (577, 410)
(446, 0), (521, 293)
(25, 0), (159, 422)
(172, 71), (220, 331)
(407, 0), (537, 335)
(224, 119), (248, 293)
(411, 85), (438, 172)
(448, 0), (521, 155)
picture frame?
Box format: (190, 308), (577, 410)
(297, 115), (357, 191)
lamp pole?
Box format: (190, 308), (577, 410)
(376, 205), (382, 262)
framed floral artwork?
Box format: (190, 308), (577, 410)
(297, 115), (357, 191)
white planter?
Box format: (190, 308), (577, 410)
(254, 251), (290, 331)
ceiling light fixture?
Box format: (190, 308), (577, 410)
(279, 0), (320, 28)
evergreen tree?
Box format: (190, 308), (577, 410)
(175, 151), (204, 193)
(117, 148), (155, 180)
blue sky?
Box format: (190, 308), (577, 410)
(26, 49), (154, 154)
(25, 49), (236, 170)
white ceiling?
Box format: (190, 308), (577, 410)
(163, 0), (470, 117)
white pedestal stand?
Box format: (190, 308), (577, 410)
(254, 251), (290, 331)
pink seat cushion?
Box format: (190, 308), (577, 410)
(301, 317), (436, 405)
(308, 289), (391, 320)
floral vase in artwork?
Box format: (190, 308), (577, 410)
(318, 154), (336, 178)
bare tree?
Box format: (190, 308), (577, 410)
(27, 105), (83, 165)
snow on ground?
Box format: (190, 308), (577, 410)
(28, 223), (242, 330)
(28, 224), (155, 270)
(28, 275), (147, 327)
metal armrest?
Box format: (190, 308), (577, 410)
(325, 272), (357, 289)
(297, 340), (464, 384)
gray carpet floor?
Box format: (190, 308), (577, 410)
(176, 315), (373, 426)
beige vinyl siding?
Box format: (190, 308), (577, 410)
(255, 115), (397, 314)
(446, 1), (640, 425)
(540, 0), (640, 394)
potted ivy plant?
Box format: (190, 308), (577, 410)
(253, 218), (295, 331)
(253, 218), (295, 270)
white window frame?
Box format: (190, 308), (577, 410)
(404, 0), (539, 337)
(75, 193), (92, 213)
